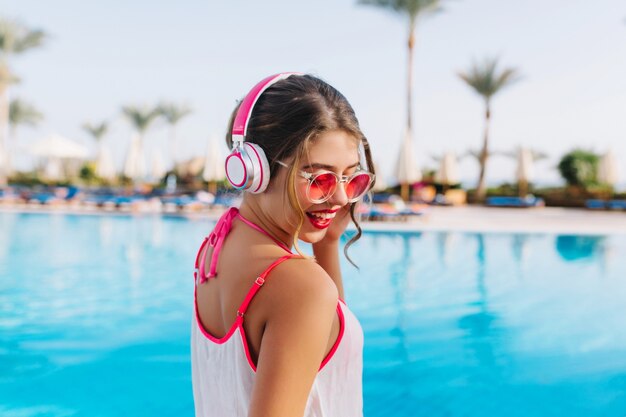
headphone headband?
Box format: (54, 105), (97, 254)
(231, 72), (302, 144)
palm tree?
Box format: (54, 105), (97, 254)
(121, 105), (159, 182)
(359, 0), (443, 200)
(0, 19), (46, 184)
(122, 105), (159, 138)
(0, 63), (19, 135)
(9, 98), (43, 140)
(82, 121), (108, 143)
(6, 97), (42, 175)
(83, 121), (115, 182)
(458, 58), (519, 201)
(157, 102), (192, 169)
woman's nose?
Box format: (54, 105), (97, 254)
(329, 180), (350, 207)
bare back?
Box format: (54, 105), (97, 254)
(195, 214), (342, 366)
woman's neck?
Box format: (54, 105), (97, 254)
(237, 201), (293, 251)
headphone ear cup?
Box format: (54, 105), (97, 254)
(244, 142), (271, 194)
(225, 145), (252, 190)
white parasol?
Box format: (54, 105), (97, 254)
(516, 147), (534, 197)
(151, 148), (167, 181)
(43, 157), (63, 181)
(28, 134), (89, 159)
(202, 137), (226, 182)
(435, 151), (459, 185)
(123, 134), (146, 181)
(95, 144), (116, 181)
(395, 129), (421, 184)
(516, 147), (534, 184)
(598, 150), (619, 186)
(395, 129), (421, 201)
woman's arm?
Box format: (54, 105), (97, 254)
(248, 262), (338, 417)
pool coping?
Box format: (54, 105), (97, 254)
(2, 205), (626, 236)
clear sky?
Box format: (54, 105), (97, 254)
(2, 0), (626, 188)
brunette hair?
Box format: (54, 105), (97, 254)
(225, 74), (375, 267)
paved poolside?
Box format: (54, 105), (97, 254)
(363, 206), (626, 235)
(2, 204), (626, 235)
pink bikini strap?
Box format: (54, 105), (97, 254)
(194, 207), (292, 284)
(236, 254), (300, 317)
(236, 214), (292, 253)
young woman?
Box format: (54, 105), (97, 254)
(191, 73), (375, 417)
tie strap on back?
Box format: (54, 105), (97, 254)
(194, 207), (292, 285)
(195, 207), (239, 284)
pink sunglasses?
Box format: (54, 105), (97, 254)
(277, 161), (374, 204)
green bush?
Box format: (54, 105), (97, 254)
(8, 171), (46, 186)
(557, 149), (599, 188)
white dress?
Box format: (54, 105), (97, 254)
(190, 208), (364, 417)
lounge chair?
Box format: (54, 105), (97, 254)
(0, 188), (20, 205)
(26, 186), (80, 207)
(362, 201), (426, 222)
(585, 199), (607, 210)
(160, 194), (211, 213)
(29, 192), (57, 204)
(607, 200), (626, 211)
(82, 194), (116, 207)
(485, 195), (545, 208)
(584, 199), (626, 211)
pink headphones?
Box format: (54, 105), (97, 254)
(225, 72), (302, 193)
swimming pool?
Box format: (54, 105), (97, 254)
(1, 212), (625, 416)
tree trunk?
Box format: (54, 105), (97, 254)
(518, 179), (528, 198)
(407, 28), (415, 132)
(400, 25), (416, 202)
(475, 101), (491, 201)
(208, 181), (217, 195)
(401, 183), (409, 202)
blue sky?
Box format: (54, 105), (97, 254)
(2, 0), (626, 187)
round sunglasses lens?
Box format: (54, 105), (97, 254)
(345, 173), (371, 200)
(308, 172), (337, 202)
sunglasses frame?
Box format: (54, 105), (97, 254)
(277, 160), (374, 204)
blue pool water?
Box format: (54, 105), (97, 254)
(1, 211), (626, 417)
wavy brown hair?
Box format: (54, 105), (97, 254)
(225, 74), (375, 267)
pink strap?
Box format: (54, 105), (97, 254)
(236, 214), (292, 253)
(231, 73), (301, 143)
(194, 207), (292, 284)
(196, 207), (239, 283)
(237, 254), (299, 316)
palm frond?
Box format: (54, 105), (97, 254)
(9, 98), (43, 127)
(13, 29), (46, 53)
(493, 149), (516, 158)
(157, 102), (193, 125)
(500, 146), (549, 162)
(531, 150), (549, 161)
(83, 121), (108, 141)
(122, 105), (159, 133)
(0, 18), (47, 55)
(358, 0), (443, 23)
(461, 149), (481, 161)
(458, 57), (520, 100)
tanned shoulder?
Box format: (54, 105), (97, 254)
(261, 257), (339, 316)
